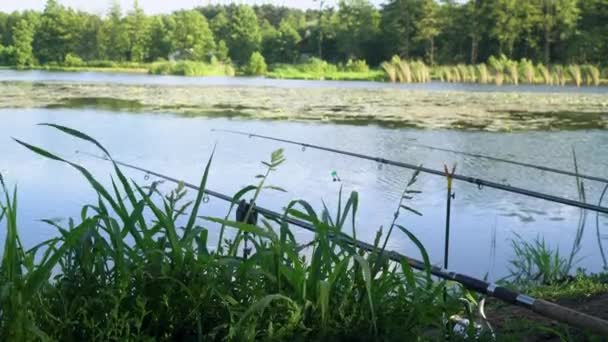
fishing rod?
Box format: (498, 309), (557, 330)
(212, 129), (608, 215)
(79, 151), (608, 335)
(213, 129), (608, 185)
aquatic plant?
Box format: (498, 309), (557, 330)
(506, 60), (519, 85)
(0, 125), (472, 340)
(381, 61), (397, 82)
(537, 63), (552, 85)
(552, 65), (566, 86)
(488, 55), (506, 86)
(519, 59), (535, 84)
(567, 64), (582, 87)
(410, 60), (430, 83)
(476, 64), (489, 84)
(582, 65), (600, 86)
(396, 59), (412, 83)
(457, 64), (469, 83)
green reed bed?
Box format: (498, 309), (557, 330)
(381, 54), (605, 87)
(0, 125), (481, 341)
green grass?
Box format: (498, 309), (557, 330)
(0, 124), (480, 340)
(267, 66), (385, 81)
(148, 60), (235, 77)
(267, 59), (385, 81)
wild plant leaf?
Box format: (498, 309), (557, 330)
(203, 217), (272, 238)
(395, 225), (432, 284)
(264, 185), (287, 192)
(400, 204), (422, 216)
(184, 150), (214, 238)
(353, 254), (377, 333)
(39, 123), (112, 158)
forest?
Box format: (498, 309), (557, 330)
(0, 0), (607, 68)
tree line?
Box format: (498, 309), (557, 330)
(0, 0), (606, 69)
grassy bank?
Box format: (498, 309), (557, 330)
(1, 125), (607, 340)
(0, 125), (471, 340)
(3, 56), (606, 86)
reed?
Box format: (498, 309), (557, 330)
(396, 59), (413, 83)
(468, 65), (477, 83)
(553, 65), (566, 86)
(519, 59), (536, 84)
(583, 65), (600, 86)
(457, 64), (469, 83)
(488, 56), (505, 86)
(450, 66), (461, 83)
(381, 61), (397, 82)
(476, 64), (489, 84)
(567, 64), (582, 87)
(537, 64), (552, 85)
(506, 60), (519, 85)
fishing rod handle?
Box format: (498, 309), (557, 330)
(533, 299), (608, 336)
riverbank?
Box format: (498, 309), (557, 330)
(1, 81), (607, 131)
(2, 124), (607, 340)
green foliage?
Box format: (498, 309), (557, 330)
(12, 19), (36, 68)
(244, 51), (267, 76)
(0, 125), (471, 340)
(344, 59), (369, 73)
(168, 10), (215, 61)
(148, 60), (234, 76)
(0, 1), (606, 82)
(508, 234), (569, 286)
(226, 5), (261, 64)
(63, 52), (83, 67)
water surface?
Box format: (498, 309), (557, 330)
(2, 108), (607, 280)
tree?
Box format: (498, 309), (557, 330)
(147, 15), (171, 61)
(380, 0), (421, 59)
(34, 0), (78, 63)
(226, 5), (261, 64)
(125, 0), (150, 62)
(334, 0), (380, 61)
(415, 0), (440, 65)
(168, 10), (215, 61)
(98, 2), (129, 61)
(12, 19), (35, 67)
(262, 19), (302, 63)
(538, 0), (579, 64)
(485, 0), (540, 58)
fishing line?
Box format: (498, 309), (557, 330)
(211, 129), (608, 215)
(212, 129), (608, 184)
(77, 150), (608, 335)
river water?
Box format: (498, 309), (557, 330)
(1, 70), (607, 280)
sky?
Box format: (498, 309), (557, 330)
(0, 0), (387, 15)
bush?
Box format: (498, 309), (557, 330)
(245, 52), (267, 76)
(0, 45), (14, 65)
(344, 59), (369, 73)
(148, 60), (234, 76)
(63, 53), (84, 67)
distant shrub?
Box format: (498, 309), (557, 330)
(64, 53), (84, 67)
(0, 45), (14, 65)
(245, 52), (267, 76)
(148, 60), (234, 76)
(344, 59), (369, 73)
